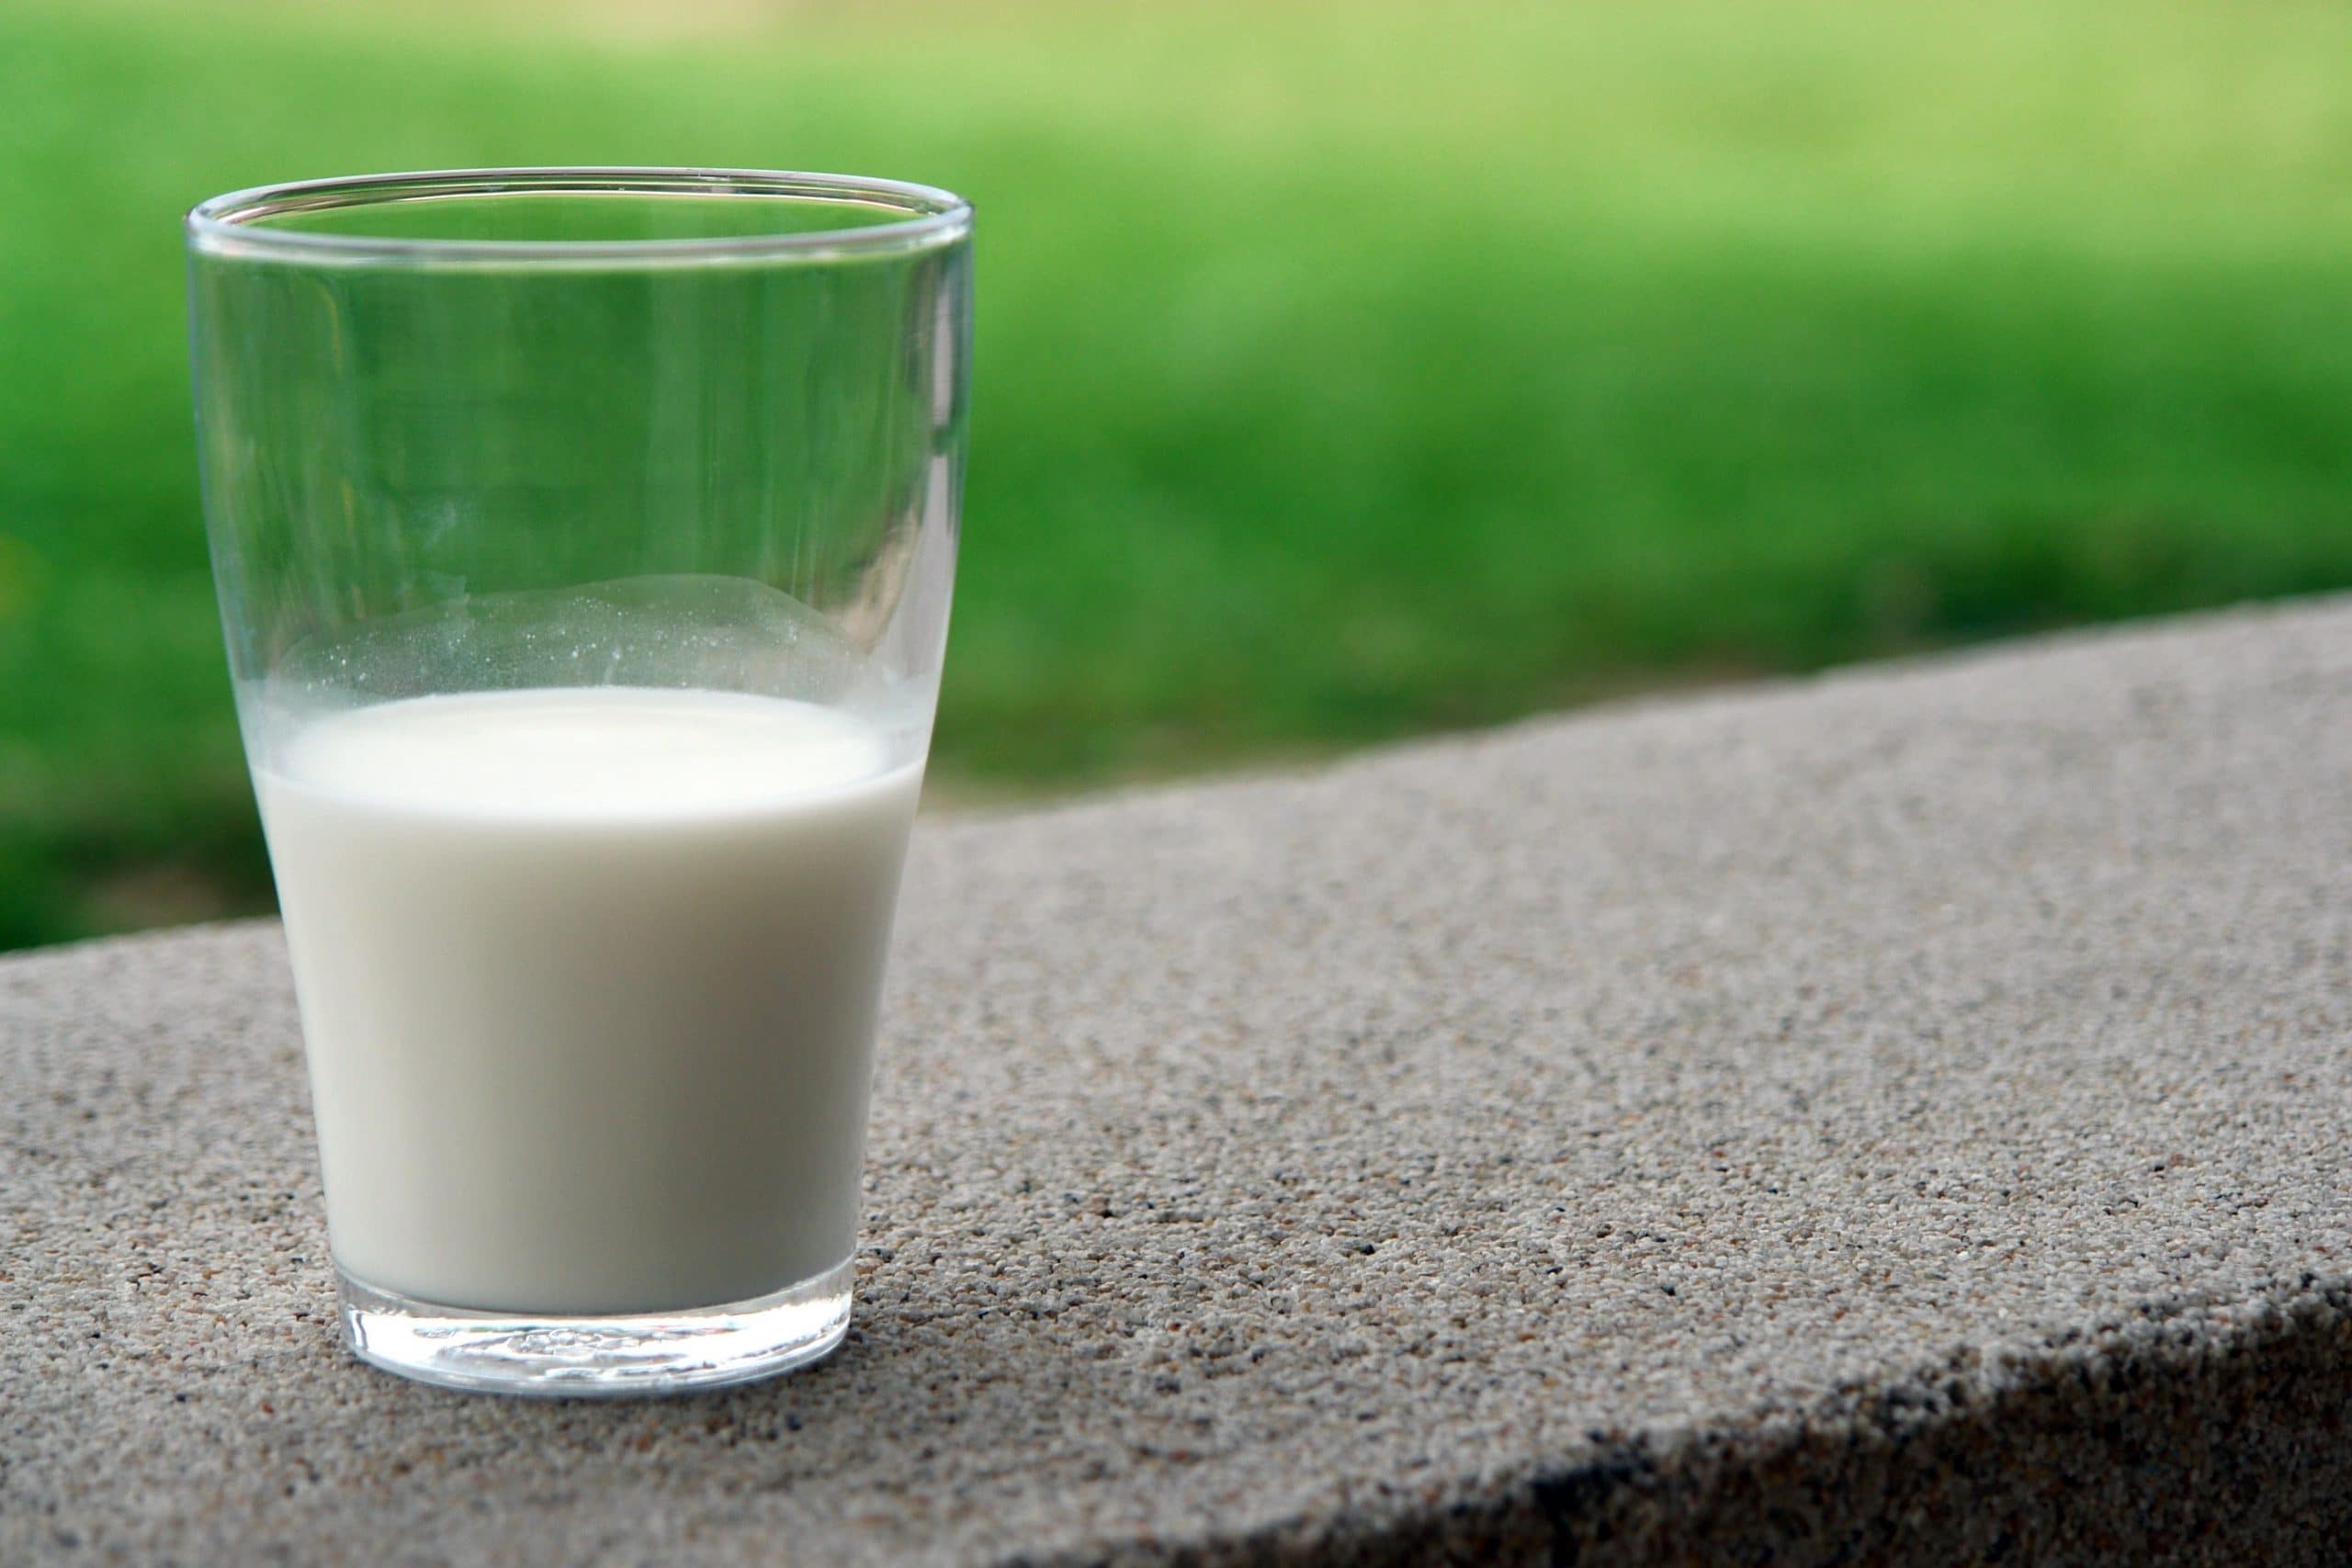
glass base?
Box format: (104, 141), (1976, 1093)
(337, 1259), (853, 1397)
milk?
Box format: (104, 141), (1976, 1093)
(255, 687), (922, 1315)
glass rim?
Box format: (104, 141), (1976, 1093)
(186, 166), (973, 267)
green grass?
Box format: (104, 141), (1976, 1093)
(3, 0), (2351, 948)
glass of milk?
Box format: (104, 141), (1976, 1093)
(186, 170), (971, 1395)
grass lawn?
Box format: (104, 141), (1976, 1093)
(3, 0), (2350, 948)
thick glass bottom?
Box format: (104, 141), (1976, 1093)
(337, 1259), (853, 1397)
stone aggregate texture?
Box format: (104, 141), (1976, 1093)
(5, 597), (2351, 1565)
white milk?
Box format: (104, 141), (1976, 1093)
(255, 687), (922, 1315)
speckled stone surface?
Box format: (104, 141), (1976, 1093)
(6, 599), (2351, 1566)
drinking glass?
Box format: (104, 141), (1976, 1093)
(187, 168), (971, 1395)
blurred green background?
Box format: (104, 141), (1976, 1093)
(3, 0), (2350, 950)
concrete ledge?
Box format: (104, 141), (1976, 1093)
(6, 599), (2350, 1565)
